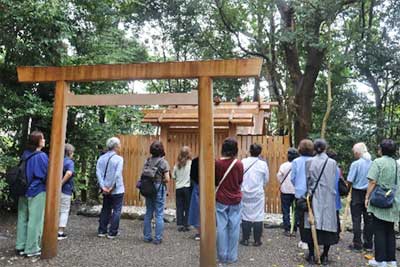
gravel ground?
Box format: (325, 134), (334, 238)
(1, 212), (399, 267)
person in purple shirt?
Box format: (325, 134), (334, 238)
(15, 131), (48, 258)
(58, 144), (75, 240)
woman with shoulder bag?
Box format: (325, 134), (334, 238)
(215, 138), (244, 264)
(365, 139), (400, 267)
(277, 148), (299, 237)
(303, 139), (339, 265)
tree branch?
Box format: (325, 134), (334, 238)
(214, 0), (271, 61)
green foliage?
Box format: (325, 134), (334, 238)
(0, 0), (399, 207)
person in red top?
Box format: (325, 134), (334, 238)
(215, 138), (244, 264)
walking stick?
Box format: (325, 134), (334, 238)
(290, 201), (295, 235)
(341, 187), (352, 237)
(307, 195), (321, 265)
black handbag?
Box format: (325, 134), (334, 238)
(369, 160), (398, 209)
(338, 177), (349, 196)
(296, 158), (329, 212)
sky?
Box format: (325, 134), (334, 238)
(124, 21), (376, 102)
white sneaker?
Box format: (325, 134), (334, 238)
(368, 259), (387, 267)
(26, 251), (41, 257)
(387, 261), (397, 267)
(297, 241), (308, 250)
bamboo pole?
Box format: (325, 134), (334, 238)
(41, 81), (69, 259)
(321, 24), (333, 139)
(307, 195), (321, 265)
(198, 77), (216, 267)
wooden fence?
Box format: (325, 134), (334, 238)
(119, 134), (290, 213)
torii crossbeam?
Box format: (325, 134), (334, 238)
(17, 58), (263, 267)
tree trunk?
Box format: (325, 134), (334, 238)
(294, 89), (313, 145)
(80, 157), (87, 203)
(253, 76), (260, 102)
(364, 68), (384, 143)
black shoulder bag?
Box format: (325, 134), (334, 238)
(99, 154), (116, 194)
(279, 169), (292, 191)
(296, 158), (329, 212)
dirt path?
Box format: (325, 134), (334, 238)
(0, 212), (397, 267)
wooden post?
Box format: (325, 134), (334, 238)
(198, 77), (216, 267)
(228, 123), (237, 138)
(41, 81), (69, 259)
(160, 126), (168, 153)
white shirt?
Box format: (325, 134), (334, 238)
(172, 160), (191, 189)
(277, 161), (295, 194)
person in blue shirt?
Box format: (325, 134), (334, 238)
(15, 131), (48, 257)
(58, 144), (75, 240)
(291, 139), (314, 250)
(347, 142), (373, 252)
(96, 137), (124, 239)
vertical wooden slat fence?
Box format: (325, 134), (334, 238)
(119, 134), (290, 213)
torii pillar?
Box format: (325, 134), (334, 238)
(17, 58), (262, 267)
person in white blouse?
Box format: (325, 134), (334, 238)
(240, 143), (269, 247)
(277, 148), (299, 237)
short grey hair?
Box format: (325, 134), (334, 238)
(106, 137), (121, 150)
(64, 143), (75, 157)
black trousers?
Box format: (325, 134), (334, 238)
(176, 187), (191, 226)
(241, 220), (263, 243)
(350, 188), (373, 248)
(281, 193), (297, 232)
(373, 215), (396, 262)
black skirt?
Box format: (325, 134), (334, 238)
(300, 211), (340, 246)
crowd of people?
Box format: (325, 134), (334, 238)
(13, 131), (400, 266)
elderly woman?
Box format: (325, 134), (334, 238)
(366, 139), (399, 267)
(215, 138), (244, 264)
(96, 137), (124, 239)
(58, 144), (75, 240)
(291, 139), (314, 249)
(15, 131), (48, 257)
(347, 142), (373, 251)
(240, 143), (269, 246)
(142, 141), (170, 245)
(303, 139), (339, 265)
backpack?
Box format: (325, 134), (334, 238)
(6, 152), (41, 199)
(139, 158), (163, 198)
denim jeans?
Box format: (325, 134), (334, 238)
(98, 193), (124, 236)
(281, 193), (297, 232)
(216, 201), (242, 263)
(143, 183), (166, 241)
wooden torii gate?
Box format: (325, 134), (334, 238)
(17, 58), (262, 267)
